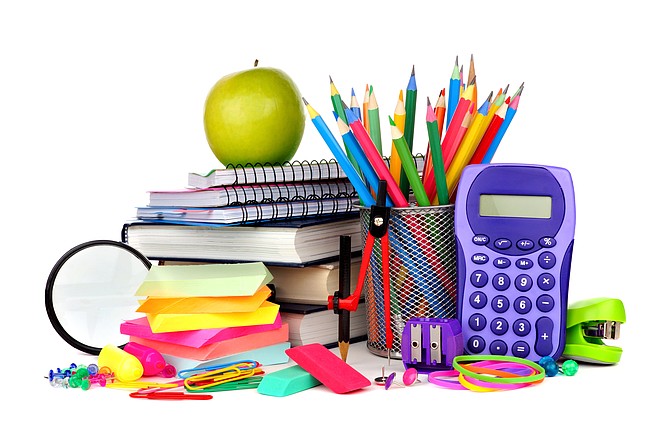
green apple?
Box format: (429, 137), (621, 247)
(203, 63), (305, 166)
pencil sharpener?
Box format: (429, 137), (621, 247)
(562, 297), (626, 364)
(401, 317), (463, 373)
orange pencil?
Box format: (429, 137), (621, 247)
(468, 54), (477, 108)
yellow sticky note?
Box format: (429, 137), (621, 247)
(135, 262), (272, 297)
(136, 285), (272, 314)
(146, 301), (280, 333)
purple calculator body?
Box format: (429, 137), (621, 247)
(454, 164), (575, 361)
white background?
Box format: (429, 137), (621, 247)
(1, 0), (667, 443)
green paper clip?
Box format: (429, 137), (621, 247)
(563, 297), (626, 364)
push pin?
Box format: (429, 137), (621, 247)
(539, 356), (579, 377)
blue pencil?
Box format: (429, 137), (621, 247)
(481, 86), (522, 164)
(446, 56), (460, 127)
(334, 111), (394, 208)
(303, 98), (375, 206)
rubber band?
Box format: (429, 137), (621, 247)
(427, 369), (468, 390)
(453, 355), (545, 385)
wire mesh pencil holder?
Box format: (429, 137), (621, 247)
(359, 204), (458, 359)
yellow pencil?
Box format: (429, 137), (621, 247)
(363, 84), (370, 133)
(468, 54), (477, 108)
(389, 90), (405, 185)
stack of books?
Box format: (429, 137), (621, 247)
(122, 156), (423, 353)
(123, 159), (364, 265)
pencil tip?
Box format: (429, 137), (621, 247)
(504, 84), (510, 94)
(455, 55), (459, 65)
(487, 91), (493, 101)
(302, 97), (308, 105)
(427, 96), (431, 106)
(411, 65), (415, 76)
(329, 75), (333, 83)
(388, 115), (396, 126)
(351, 87), (355, 96)
(470, 75), (477, 86)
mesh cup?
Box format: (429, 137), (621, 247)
(358, 204), (458, 359)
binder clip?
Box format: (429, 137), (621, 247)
(400, 317), (463, 373)
(562, 297), (626, 364)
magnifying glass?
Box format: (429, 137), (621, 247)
(45, 240), (152, 355)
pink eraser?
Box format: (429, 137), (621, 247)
(285, 343), (371, 394)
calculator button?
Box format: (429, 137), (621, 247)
(538, 252), (556, 269)
(491, 295), (510, 313)
(517, 239), (534, 250)
(470, 270), (489, 288)
(514, 296), (532, 314)
(539, 237), (556, 248)
(516, 258), (533, 269)
(536, 294), (555, 312)
(492, 273), (510, 291)
(467, 336), (486, 354)
(537, 273), (555, 291)
(513, 318), (531, 337)
(491, 317), (509, 335)
(493, 257), (511, 269)
(472, 253), (489, 264)
(473, 235), (489, 245)
(468, 313), (487, 331)
(469, 291), (487, 309)
(494, 238), (512, 249)
(535, 317), (554, 357)
(515, 274), (533, 292)
(489, 340), (508, 355)
(512, 341), (530, 358)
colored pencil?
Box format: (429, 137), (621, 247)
(388, 116), (430, 207)
(363, 84), (370, 133)
(367, 85), (383, 155)
(469, 100), (508, 165)
(389, 90), (405, 186)
(425, 98), (449, 205)
(421, 89), (446, 182)
(447, 56), (460, 126)
(303, 98), (375, 207)
(344, 108), (409, 207)
(350, 88), (361, 121)
(330, 76), (360, 174)
(446, 93), (492, 200)
(423, 82), (473, 202)
(429, 102), (474, 204)
(335, 112), (394, 208)
(468, 54), (477, 108)
(400, 65), (418, 199)
(482, 83), (523, 164)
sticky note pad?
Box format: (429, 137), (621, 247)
(285, 343), (371, 394)
(256, 365), (321, 397)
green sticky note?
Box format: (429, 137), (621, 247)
(135, 262), (273, 297)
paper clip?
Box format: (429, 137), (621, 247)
(130, 391), (212, 400)
(183, 362), (264, 391)
(106, 381), (178, 390)
(186, 375), (264, 393)
(177, 360), (261, 379)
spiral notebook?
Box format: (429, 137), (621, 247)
(187, 156), (425, 189)
(136, 195), (358, 225)
(148, 179), (356, 208)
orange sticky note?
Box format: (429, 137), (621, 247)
(136, 285), (272, 314)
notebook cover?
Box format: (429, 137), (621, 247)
(285, 343), (371, 394)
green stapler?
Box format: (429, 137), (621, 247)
(562, 297), (626, 364)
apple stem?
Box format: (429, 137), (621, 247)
(254, 59), (259, 67)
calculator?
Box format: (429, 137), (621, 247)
(454, 164), (575, 361)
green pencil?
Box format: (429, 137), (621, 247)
(330, 76), (361, 174)
(389, 116), (430, 207)
(367, 85), (383, 155)
(426, 97), (449, 205)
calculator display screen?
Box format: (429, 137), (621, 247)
(479, 194), (552, 219)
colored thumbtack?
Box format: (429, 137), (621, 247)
(402, 367), (418, 386)
(539, 356), (579, 377)
(384, 372), (396, 390)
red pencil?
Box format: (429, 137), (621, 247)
(469, 101), (509, 165)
